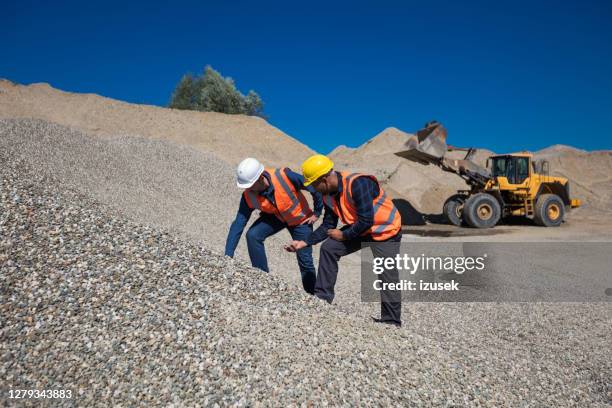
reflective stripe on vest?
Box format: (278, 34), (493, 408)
(246, 190), (261, 210)
(372, 206), (398, 234)
(373, 191), (387, 213)
(343, 173), (359, 206)
(273, 168), (309, 223)
(243, 168), (313, 226)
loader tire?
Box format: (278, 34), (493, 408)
(533, 194), (564, 227)
(443, 194), (467, 226)
(462, 193), (501, 228)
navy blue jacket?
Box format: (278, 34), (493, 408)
(225, 168), (323, 257)
(306, 173), (379, 246)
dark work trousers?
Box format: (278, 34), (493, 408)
(246, 214), (316, 294)
(314, 231), (402, 324)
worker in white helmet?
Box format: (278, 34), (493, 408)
(225, 158), (322, 294)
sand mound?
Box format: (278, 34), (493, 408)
(535, 144), (588, 157)
(0, 79), (313, 169)
(534, 149), (612, 212)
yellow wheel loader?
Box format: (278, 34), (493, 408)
(395, 121), (581, 228)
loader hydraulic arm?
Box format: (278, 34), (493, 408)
(394, 122), (491, 188)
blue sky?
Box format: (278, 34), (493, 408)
(3, 0), (611, 153)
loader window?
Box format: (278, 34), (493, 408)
(515, 157), (529, 184)
(492, 157), (507, 178)
(491, 156), (530, 184)
(506, 159), (516, 183)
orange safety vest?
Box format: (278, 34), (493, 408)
(322, 172), (401, 241)
(243, 168), (314, 226)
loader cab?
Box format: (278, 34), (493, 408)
(489, 154), (531, 185)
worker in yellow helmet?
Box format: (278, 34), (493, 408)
(285, 154), (403, 327)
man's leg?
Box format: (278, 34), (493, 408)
(288, 223), (316, 294)
(245, 215), (285, 272)
(370, 233), (403, 325)
(314, 237), (361, 303)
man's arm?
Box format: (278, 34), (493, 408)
(305, 205), (338, 246)
(341, 177), (379, 240)
(285, 168), (323, 216)
(224, 196), (254, 257)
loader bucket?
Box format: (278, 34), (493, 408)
(394, 121), (448, 165)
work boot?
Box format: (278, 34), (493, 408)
(372, 317), (401, 328)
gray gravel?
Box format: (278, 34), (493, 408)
(0, 118), (239, 249)
(1, 118), (610, 406)
(0, 118), (306, 289)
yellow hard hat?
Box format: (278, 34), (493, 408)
(302, 154), (334, 186)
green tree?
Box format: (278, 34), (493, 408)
(198, 66), (244, 114)
(244, 90), (264, 117)
(168, 74), (198, 110)
(168, 65), (266, 118)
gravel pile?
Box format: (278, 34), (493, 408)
(1, 119), (610, 406)
(0, 118), (302, 285)
(0, 118), (239, 250)
(0, 139), (476, 406)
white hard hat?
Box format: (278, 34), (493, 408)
(236, 157), (265, 189)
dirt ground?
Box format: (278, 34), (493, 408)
(402, 211), (612, 242)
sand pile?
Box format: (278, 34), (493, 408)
(534, 148), (612, 213)
(0, 79), (313, 169)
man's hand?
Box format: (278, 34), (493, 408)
(300, 214), (319, 225)
(284, 240), (308, 252)
(327, 228), (345, 241)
